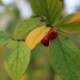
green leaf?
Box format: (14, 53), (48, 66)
(4, 40), (31, 80)
(0, 31), (11, 45)
(56, 13), (80, 33)
(49, 33), (80, 80)
(14, 18), (41, 39)
(29, 0), (62, 24)
(58, 22), (80, 33)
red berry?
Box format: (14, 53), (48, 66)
(41, 28), (58, 47)
(41, 35), (49, 47)
(48, 28), (58, 39)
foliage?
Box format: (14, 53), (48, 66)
(49, 33), (80, 80)
(0, 0), (80, 80)
(5, 40), (31, 80)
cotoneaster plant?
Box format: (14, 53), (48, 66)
(0, 0), (80, 80)
(41, 28), (58, 47)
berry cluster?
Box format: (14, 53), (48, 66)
(41, 28), (58, 47)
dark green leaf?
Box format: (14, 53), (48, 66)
(0, 31), (11, 45)
(29, 0), (62, 24)
(49, 33), (80, 80)
(4, 40), (31, 80)
(14, 18), (41, 39)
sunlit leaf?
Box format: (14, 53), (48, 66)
(56, 13), (80, 33)
(25, 26), (50, 49)
(5, 40), (31, 80)
(49, 33), (80, 80)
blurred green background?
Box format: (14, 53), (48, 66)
(0, 0), (80, 80)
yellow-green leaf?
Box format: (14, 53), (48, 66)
(56, 13), (80, 33)
(5, 40), (31, 80)
(67, 13), (80, 23)
(25, 26), (50, 49)
(14, 18), (41, 39)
